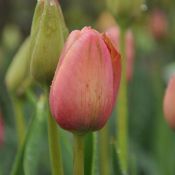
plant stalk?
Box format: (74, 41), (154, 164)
(99, 126), (110, 175)
(48, 111), (64, 175)
(73, 134), (84, 175)
(117, 27), (128, 174)
(12, 97), (25, 146)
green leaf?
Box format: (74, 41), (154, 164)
(23, 95), (46, 175)
(10, 95), (46, 175)
(10, 144), (25, 175)
(111, 141), (122, 175)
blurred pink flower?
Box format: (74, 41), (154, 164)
(49, 27), (121, 133)
(149, 9), (168, 39)
(105, 26), (135, 81)
(163, 76), (175, 129)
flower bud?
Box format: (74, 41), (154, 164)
(163, 76), (175, 129)
(5, 37), (31, 94)
(105, 26), (135, 81)
(49, 27), (121, 134)
(30, 0), (68, 84)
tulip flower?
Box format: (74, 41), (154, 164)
(163, 76), (175, 129)
(106, 26), (135, 81)
(49, 27), (121, 133)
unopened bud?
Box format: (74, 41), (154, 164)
(5, 37), (31, 95)
(30, 0), (68, 84)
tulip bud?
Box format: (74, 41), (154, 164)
(105, 26), (135, 81)
(163, 76), (175, 129)
(49, 27), (121, 134)
(30, 0), (68, 84)
(5, 37), (31, 94)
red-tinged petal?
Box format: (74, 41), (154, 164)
(105, 26), (120, 48)
(105, 26), (135, 82)
(102, 33), (121, 102)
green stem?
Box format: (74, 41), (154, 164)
(44, 87), (64, 175)
(117, 27), (128, 174)
(12, 97), (25, 146)
(99, 126), (110, 175)
(48, 111), (64, 175)
(73, 134), (84, 175)
(91, 133), (98, 175)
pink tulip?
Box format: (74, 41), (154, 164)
(163, 76), (175, 129)
(149, 9), (168, 39)
(49, 27), (121, 133)
(0, 114), (4, 146)
(105, 26), (135, 81)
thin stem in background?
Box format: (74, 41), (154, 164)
(117, 27), (128, 174)
(91, 132), (98, 175)
(73, 134), (84, 175)
(47, 110), (64, 175)
(12, 97), (25, 146)
(99, 126), (110, 175)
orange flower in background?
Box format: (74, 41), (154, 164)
(49, 27), (121, 133)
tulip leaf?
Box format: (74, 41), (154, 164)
(23, 95), (46, 175)
(10, 143), (25, 175)
(10, 95), (46, 175)
(111, 142), (122, 175)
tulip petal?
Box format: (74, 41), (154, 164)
(103, 33), (121, 102)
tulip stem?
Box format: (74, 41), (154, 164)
(45, 87), (64, 175)
(73, 134), (84, 175)
(48, 110), (64, 175)
(117, 27), (128, 174)
(47, 106), (65, 175)
(12, 96), (25, 146)
(99, 126), (110, 175)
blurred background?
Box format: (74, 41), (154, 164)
(0, 0), (175, 175)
